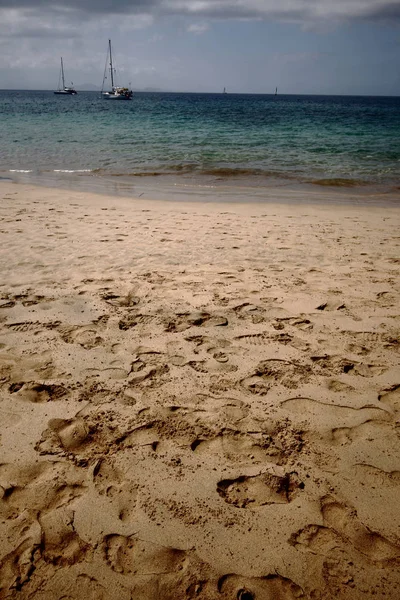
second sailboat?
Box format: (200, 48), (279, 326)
(54, 58), (77, 95)
(101, 40), (133, 100)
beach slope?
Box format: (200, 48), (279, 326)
(0, 181), (399, 599)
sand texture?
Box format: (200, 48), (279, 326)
(0, 181), (399, 599)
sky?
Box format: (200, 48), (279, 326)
(0, 0), (399, 95)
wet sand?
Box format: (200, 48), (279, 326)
(0, 180), (399, 599)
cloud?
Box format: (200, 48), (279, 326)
(0, 0), (397, 89)
(187, 22), (209, 34)
(0, 7), (153, 40)
(0, 0), (399, 26)
(0, 8), (79, 38)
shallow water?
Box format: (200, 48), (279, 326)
(1, 90), (399, 193)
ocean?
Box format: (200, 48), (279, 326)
(0, 90), (399, 200)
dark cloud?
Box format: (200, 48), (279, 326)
(0, 0), (399, 23)
(0, 0), (157, 12)
(365, 3), (400, 21)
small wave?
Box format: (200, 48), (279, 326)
(200, 167), (263, 177)
(107, 171), (166, 177)
(308, 178), (367, 187)
(53, 169), (93, 173)
(93, 165), (277, 178)
(9, 169), (33, 173)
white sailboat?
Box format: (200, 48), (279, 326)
(101, 40), (133, 100)
(54, 58), (77, 95)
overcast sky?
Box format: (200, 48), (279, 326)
(0, 0), (399, 94)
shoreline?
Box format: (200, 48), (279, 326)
(2, 172), (400, 208)
(0, 180), (399, 599)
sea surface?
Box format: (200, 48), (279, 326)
(0, 90), (399, 199)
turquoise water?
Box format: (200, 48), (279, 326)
(0, 90), (399, 190)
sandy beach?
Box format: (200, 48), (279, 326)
(0, 180), (399, 599)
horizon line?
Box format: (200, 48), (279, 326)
(0, 89), (399, 98)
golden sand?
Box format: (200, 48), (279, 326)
(0, 181), (399, 599)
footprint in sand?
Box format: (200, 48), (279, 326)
(58, 325), (104, 349)
(289, 522), (342, 556)
(165, 396), (250, 429)
(236, 332), (310, 352)
(0, 461), (86, 518)
(241, 360), (311, 395)
(185, 334), (231, 352)
(291, 496), (400, 566)
(326, 379), (355, 393)
(235, 332), (272, 347)
(322, 497), (400, 564)
(39, 505), (92, 566)
(271, 332), (310, 351)
(344, 463), (400, 488)
(129, 346), (184, 373)
(217, 573), (305, 599)
(20, 294), (51, 307)
(379, 384), (400, 416)
(78, 381), (114, 405)
(281, 397), (390, 431)
(118, 313), (154, 330)
(217, 468), (303, 508)
(315, 300), (347, 312)
(0, 512), (41, 595)
(310, 355), (387, 377)
(0, 350), (55, 384)
(121, 422), (161, 449)
(51, 417), (89, 451)
(118, 399), (251, 454)
(185, 334), (237, 366)
(0, 293), (51, 310)
(165, 311), (228, 333)
(345, 341), (372, 356)
(9, 382), (68, 403)
(83, 366), (129, 381)
(232, 302), (267, 324)
(36, 417), (89, 455)
(32, 574), (107, 600)
(128, 363), (169, 387)
(102, 535), (211, 599)
(273, 316), (313, 332)
(343, 330), (399, 355)
(118, 314), (139, 330)
(191, 432), (283, 465)
(133, 348), (186, 368)
(187, 359), (237, 374)
(103, 534), (187, 575)
(0, 298), (16, 308)
(5, 320), (61, 333)
(101, 291), (140, 307)
(93, 458), (138, 523)
(331, 419), (395, 446)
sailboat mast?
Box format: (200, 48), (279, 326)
(61, 58), (65, 89)
(109, 40), (114, 88)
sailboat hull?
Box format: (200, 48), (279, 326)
(102, 93), (132, 100)
(54, 90), (77, 95)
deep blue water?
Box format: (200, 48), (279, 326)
(0, 90), (399, 189)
